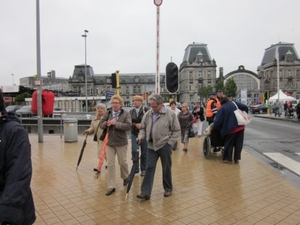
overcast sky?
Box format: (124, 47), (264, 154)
(1, 0), (299, 86)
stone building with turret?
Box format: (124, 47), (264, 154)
(257, 42), (300, 99)
(179, 43), (217, 103)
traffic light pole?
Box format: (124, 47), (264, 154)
(116, 70), (120, 96)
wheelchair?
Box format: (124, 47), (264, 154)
(203, 129), (225, 159)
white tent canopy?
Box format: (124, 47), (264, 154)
(269, 89), (296, 102)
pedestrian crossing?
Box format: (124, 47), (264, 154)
(264, 152), (300, 176)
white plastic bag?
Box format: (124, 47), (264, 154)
(232, 102), (251, 125)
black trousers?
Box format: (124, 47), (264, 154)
(223, 130), (244, 162)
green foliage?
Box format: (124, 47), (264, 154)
(224, 78), (237, 97)
(215, 77), (224, 91)
(198, 86), (213, 99)
(15, 92), (32, 102)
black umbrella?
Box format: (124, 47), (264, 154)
(76, 134), (88, 171)
(125, 148), (139, 200)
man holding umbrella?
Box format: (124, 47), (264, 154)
(129, 95), (148, 176)
(136, 93), (181, 200)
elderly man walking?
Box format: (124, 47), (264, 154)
(136, 94), (181, 200)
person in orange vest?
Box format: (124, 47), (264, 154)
(206, 92), (218, 125)
(216, 90), (224, 109)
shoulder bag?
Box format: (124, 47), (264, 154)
(232, 101), (251, 125)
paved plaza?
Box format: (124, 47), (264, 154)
(30, 134), (300, 225)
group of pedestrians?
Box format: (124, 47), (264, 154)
(84, 93), (181, 199)
(273, 99), (300, 119)
(83, 89), (250, 199)
(204, 90), (249, 164)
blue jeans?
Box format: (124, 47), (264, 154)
(131, 133), (148, 172)
(140, 143), (173, 196)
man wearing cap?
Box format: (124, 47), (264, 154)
(205, 92), (218, 125)
(129, 95), (149, 176)
(0, 89), (36, 224)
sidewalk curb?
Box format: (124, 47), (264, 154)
(254, 114), (300, 123)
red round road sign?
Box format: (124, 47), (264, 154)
(154, 0), (163, 6)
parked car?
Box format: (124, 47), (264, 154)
(16, 105), (33, 117)
(5, 105), (21, 113)
(249, 104), (268, 114)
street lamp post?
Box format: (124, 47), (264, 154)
(11, 74), (14, 85)
(36, 0), (43, 143)
(82, 30), (89, 113)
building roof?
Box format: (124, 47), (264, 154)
(182, 42), (212, 63)
(260, 42), (299, 66)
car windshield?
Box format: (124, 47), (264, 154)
(6, 106), (15, 110)
(20, 105), (31, 109)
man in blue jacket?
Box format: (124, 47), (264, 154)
(212, 96), (248, 164)
(0, 89), (36, 225)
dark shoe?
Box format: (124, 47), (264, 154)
(136, 193), (150, 200)
(234, 160), (240, 164)
(123, 176), (130, 186)
(105, 188), (115, 196)
(135, 169), (140, 174)
(222, 160), (233, 164)
(93, 168), (98, 172)
(164, 191), (172, 197)
(183, 148), (187, 152)
(141, 171), (146, 176)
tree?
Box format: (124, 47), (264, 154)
(15, 92), (32, 102)
(199, 86), (213, 100)
(224, 78), (237, 97)
(215, 77), (224, 92)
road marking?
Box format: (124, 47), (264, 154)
(264, 153), (300, 176)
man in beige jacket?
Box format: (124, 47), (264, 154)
(136, 94), (181, 200)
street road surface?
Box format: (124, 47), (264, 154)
(244, 117), (300, 188)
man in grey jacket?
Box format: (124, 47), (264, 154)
(136, 94), (181, 200)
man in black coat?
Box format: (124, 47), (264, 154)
(0, 89), (36, 225)
(129, 95), (148, 176)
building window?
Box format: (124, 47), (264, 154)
(297, 70), (300, 78)
(133, 85), (140, 93)
(207, 71), (211, 79)
(198, 71), (202, 78)
(126, 86), (130, 95)
(288, 70), (292, 77)
(135, 77), (139, 83)
(189, 71), (193, 80)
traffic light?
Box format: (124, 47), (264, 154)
(111, 73), (117, 88)
(165, 62), (179, 93)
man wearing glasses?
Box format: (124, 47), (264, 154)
(136, 94), (181, 200)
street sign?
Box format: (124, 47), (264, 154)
(1, 85), (19, 93)
(105, 91), (114, 101)
(154, 0), (163, 6)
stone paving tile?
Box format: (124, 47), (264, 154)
(29, 134), (300, 224)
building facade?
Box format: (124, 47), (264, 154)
(257, 42), (300, 99)
(179, 43), (217, 103)
(224, 65), (260, 104)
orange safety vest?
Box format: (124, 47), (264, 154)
(206, 99), (216, 118)
(216, 98), (221, 109)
